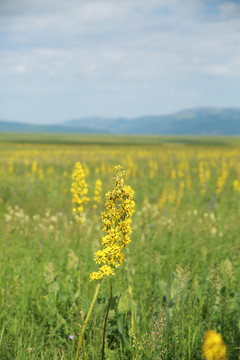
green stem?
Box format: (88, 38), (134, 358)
(101, 278), (113, 360)
(75, 282), (101, 360)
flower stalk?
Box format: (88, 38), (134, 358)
(101, 278), (113, 360)
(75, 283), (101, 360)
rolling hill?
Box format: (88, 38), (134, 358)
(1, 108), (240, 135)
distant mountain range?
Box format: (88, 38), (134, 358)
(1, 108), (240, 135)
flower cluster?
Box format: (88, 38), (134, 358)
(93, 178), (102, 209)
(71, 162), (90, 223)
(202, 330), (227, 360)
(90, 165), (135, 281)
(4, 205), (30, 232)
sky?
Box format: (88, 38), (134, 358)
(0, 0), (240, 124)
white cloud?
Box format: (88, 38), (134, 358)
(13, 65), (27, 74)
(80, 2), (119, 20)
(202, 65), (230, 76)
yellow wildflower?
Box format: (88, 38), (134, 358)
(202, 330), (227, 360)
(233, 179), (240, 192)
(93, 178), (102, 209)
(31, 160), (37, 173)
(90, 165), (135, 281)
(90, 265), (115, 280)
(71, 162), (90, 223)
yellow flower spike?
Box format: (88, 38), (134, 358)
(93, 178), (102, 209)
(90, 165), (135, 281)
(70, 162), (90, 223)
(202, 330), (227, 360)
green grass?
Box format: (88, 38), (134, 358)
(0, 134), (239, 359)
(1, 132), (240, 146)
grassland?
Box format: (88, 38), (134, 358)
(0, 133), (239, 359)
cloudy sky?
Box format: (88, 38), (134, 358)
(1, 0), (240, 124)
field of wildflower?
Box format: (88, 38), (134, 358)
(0, 133), (239, 359)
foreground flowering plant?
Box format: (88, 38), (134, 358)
(75, 165), (135, 360)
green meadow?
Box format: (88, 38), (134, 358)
(0, 133), (239, 359)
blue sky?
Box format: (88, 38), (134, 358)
(0, 0), (240, 124)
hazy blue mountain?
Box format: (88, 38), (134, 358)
(63, 108), (240, 135)
(64, 117), (132, 133)
(122, 108), (240, 135)
(1, 108), (240, 135)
